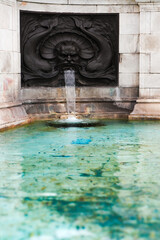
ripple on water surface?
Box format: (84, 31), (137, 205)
(0, 120), (160, 239)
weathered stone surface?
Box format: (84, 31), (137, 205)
(0, 105), (29, 130)
(0, 29), (13, 51)
(69, 0), (136, 4)
(0, 52), (12, 73)
(136, 0), (160, 3)
(140, 53), (150, 73)
(140, 12), (151, 34)
(119, 34), (139, 53)
(97, 5), (139, 13)
(151, 12), (160, 33)
(151, 53), (160, 73)
(140, 74), (160, 88)
(18, 2), (97, 12)
(120, 13), (140, 34)
(140, 35), (160, 52)
(21, 87), (138, 104)
(129, 100), (160, 120)
(140, 89), (160, 98)
(20, 0), (67, 3)
(119, 73), (139, 87)
(18, 0), (137, 4)
(119, 54), (139, 73)
(0, 4), (12, 29)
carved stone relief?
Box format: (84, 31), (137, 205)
(20, 12), (119, 87)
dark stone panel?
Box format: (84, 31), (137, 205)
(20, 11), (119, 87)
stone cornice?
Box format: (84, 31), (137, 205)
(135, 0), (160, 3)
(1, 0), (16, 5)
(17, 0), (137, 5)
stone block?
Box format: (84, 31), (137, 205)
(13, 30), (20, 52)
(119, 54), (139, 73)
(0, 73), (20, 102)
(79, 87), (115, 99)
(0, 52), (12, 73)
(140, 35), (160, 53)
(12, 73), (21, 92)
(0, 106), (28, 130)
(140, 53), (150, 73)
(69, 0), (136, 5)
(0, 52), (20, 74)
(140, 74), (160, 88)
(130, 101), (160, 119)
(78, 87), (138, 100)
(0, 3), (12, 29)
(0, 29), (13, 51)
(151, 12), (160, 33)
(20, 87), (62, 102)
(139, 88), (150, 98)
(139, 3), (160, 13)
(0, 78), (3, 92)
(12, 3), (19, 31)
(119, 34), (139, 53)
(119, 87), (138, 99)
(151, 53), (160, 73)
(18, 2), (97, 13)
(12, 52), (21, 73)
(0, 0), (15, 6)
(140, 12), (151, 34)
(19, 0), (67, 3)
(97, 5), (139, 13)
(120, 13), (140, 34)
(119, 73), (139, 87)
(140, 88), (160, 98)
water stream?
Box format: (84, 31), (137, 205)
(64, 70), (76, 119)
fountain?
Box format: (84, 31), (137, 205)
(47, 69), (105, 128)
(20, 12), (119, 125)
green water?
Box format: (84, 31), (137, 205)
(0, 120), (160, 240)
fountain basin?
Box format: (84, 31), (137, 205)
(47, 117), (105, 128)
(1, 120), (160, 239)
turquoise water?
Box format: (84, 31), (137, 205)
(0, 120), (160, 240)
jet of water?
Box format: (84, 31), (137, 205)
(64, 70), (76, 118)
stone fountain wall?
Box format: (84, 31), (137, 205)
(0, 0), (160, 129)
(0, 0), (28, 129)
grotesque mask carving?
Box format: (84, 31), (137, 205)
(55, 41), (80, 69)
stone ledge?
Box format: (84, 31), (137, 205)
(0, 101), (22, 109)
(138, 3), (160, 11)
(137, 98), (160, 102)
(18, 3), (97, 12)
(136, 0), (160, 3)
(22, 98), (137, 104)
(17, 0), (137, 5)
(23, 101), (132, 116)
(0, 105), (29, 130)
(129, 99), (160, 119)
(69, 0), (137, 5)
(0, 0), (15, 6)
(26, 112), (130, 121)
(17, 0), (67, 4)
(21, 87), (138, 102)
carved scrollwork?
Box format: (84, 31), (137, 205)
(20, 12), (119, 87)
